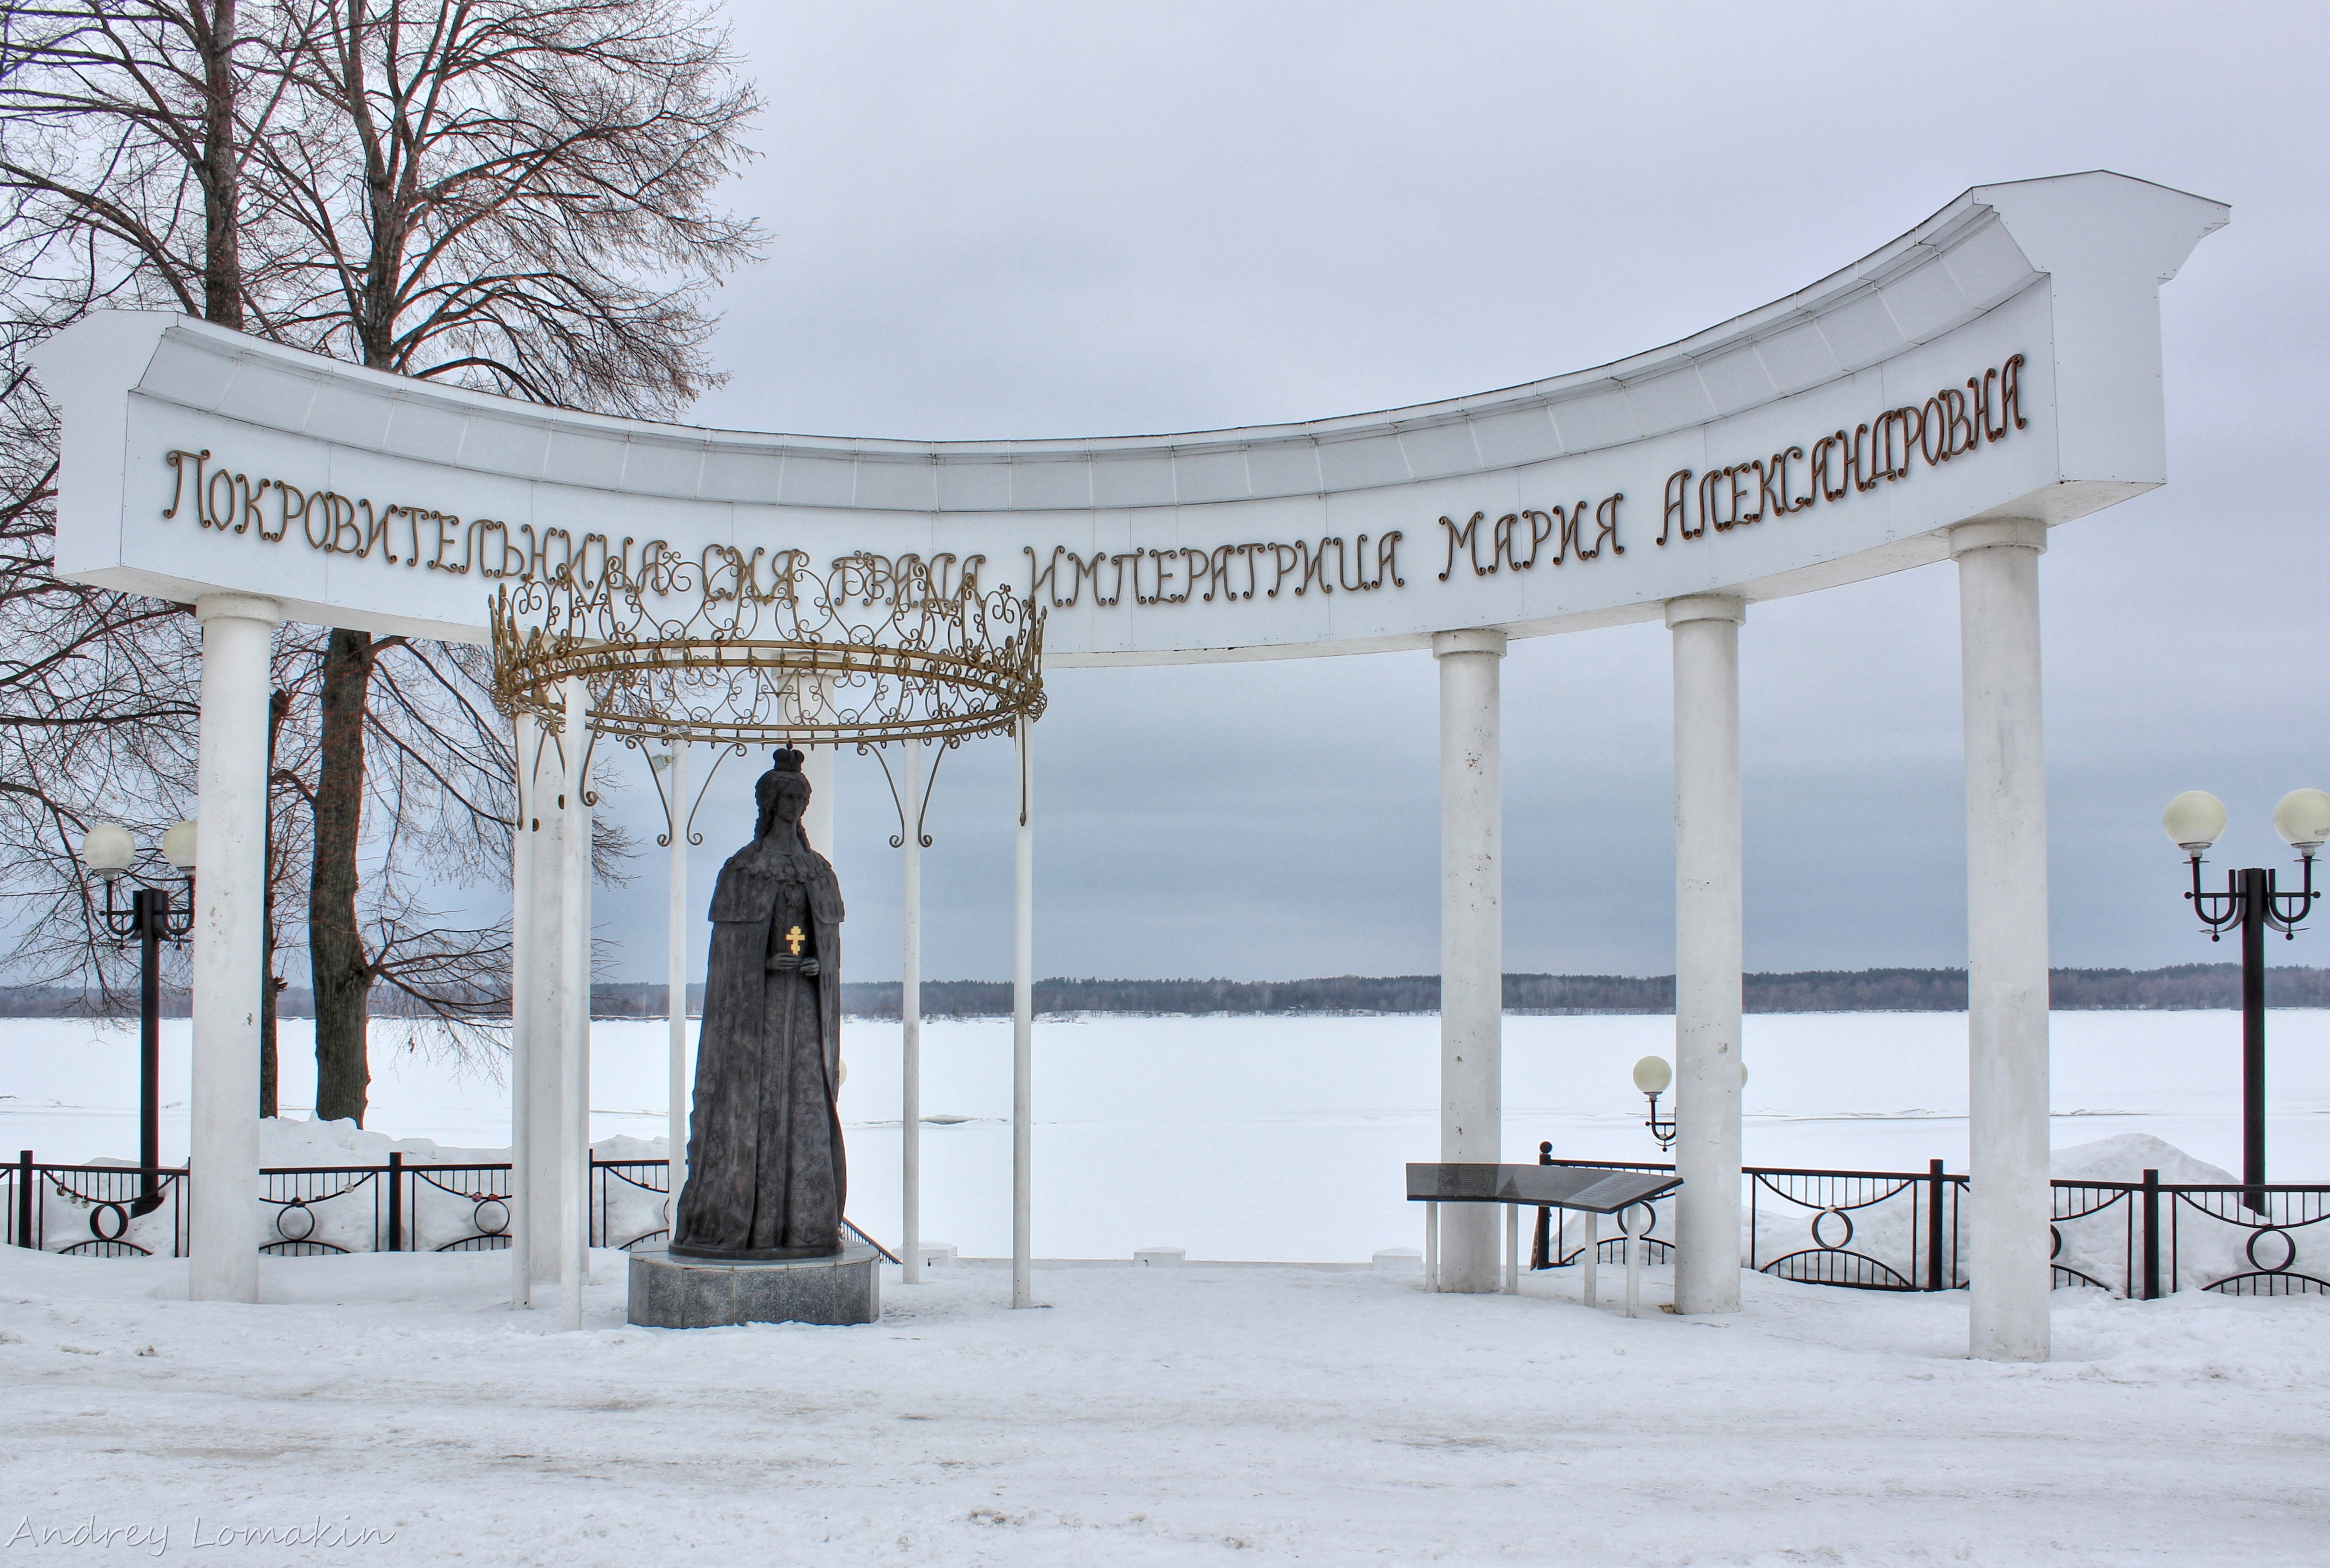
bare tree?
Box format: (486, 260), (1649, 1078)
(0, 329), (204, 1007)
(0, 0), (313, 326)
(0, 0), (243, 1008)
(0, 0), (752, 1125)
(244, 0), (756, 1122)
(267, 626), (634, 1115)
(0, 2), (304, 1042)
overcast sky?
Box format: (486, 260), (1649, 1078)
(579, 0), (2329, 986)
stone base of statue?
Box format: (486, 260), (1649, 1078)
(626, 1243), (881, 1328)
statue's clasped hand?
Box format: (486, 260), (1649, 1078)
(799, 958), (820, 977)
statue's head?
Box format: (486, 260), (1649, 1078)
(754, 747), (813, 845)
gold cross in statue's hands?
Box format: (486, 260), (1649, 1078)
(785, 925), (805, 957)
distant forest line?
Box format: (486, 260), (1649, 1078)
(14, 964), (2318, 1020)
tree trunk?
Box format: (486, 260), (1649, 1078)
(260, 686), (289, 1118)
(311, 631), (373, 1124)
(193, 0), (243, 330)
(259, 970), (278, 1118)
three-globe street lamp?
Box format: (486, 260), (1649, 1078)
(80, 821), (197, 1215)
(2161, 788), (2330, 1213)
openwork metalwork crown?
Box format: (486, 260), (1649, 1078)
(489, 547), (1045, 746)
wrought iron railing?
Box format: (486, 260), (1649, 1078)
(1527, 1149), (2329, 1299)
(9, 1151), (896, 1262)
(591, 1159), (671, 1254)
(9, 1142), (2313, 1295)
(256, 1153), (520, 1255)
(7, 1152), (189, 1257)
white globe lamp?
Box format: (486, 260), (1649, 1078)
(2162, 791), (2227, 854)
(81, 823), (136, 881)
(2272, 789), (2330, 853)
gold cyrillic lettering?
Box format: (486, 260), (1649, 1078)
(1659, 469), (1689, 546)
(1376, 530), (1405, 588)
(1438, 512), (1490, 581)
(1586, 493), (1623, 558)
(162, 449), (209, 520)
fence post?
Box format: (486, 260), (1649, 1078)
(387, 1151), (404, 1254)
(15, 1151), (31, 1249)
(1531, 1140), (1552, 1269)
(1927, 1160), (1946, 1291)
(2141, 1167), (2160, 1301)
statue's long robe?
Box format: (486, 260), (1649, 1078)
(670, 835), (846, 1259)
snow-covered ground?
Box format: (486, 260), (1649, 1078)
(5, 1245), (2327, 1566)
(7, 1013), (2329, 1564)
(6, 1011), (2330, 1263)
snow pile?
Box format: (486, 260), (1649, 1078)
(2049, 1134), (2256, 1295)
(2051, 1131), (2237, 1186)
(259, 1115), (666, 1168)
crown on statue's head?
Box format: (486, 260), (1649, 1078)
(772, 747), (806, 772)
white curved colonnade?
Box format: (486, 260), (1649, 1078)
(38, 171), (2227, 1360)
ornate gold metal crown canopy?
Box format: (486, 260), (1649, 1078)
(488, 546), (1046, 746)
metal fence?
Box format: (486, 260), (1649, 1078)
(1526, 1150), (2330, 1299)
(7, 1154), (190, 1258)
(7, 1150), (661, 1258)
(8, 1145), (2321, 1295)
(7, 1151), (896, 1262)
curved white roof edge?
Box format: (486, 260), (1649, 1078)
(36, 169), (2227, 665)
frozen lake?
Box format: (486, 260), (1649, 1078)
(6, 1010), (2328, 1262)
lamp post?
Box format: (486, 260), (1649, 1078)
(2161, 788), (2328, 1213)
(80, 821), (197, 1215)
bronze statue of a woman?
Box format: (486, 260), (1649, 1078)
(670, 748), (847, 1259)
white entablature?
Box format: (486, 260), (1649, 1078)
(38, 169), (2222, 667)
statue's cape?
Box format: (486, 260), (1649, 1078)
(705, 841), (844, 1080)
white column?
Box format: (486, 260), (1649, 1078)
(1433, 628), (1505, 1294)
(1012, 718), (1035, 1309)
(577, 827), (594, 1283)
(509, 710), (537, 1310)
(665, 742), (691, 1232)
(558, 678), (590, 1330)
(1668, 594), (1745, 1315)
(523, 734), (566, 1286)
(794, 672), (836, 857)
(1953, 518), (2052, 1363)
(901, 739), (924, 1285)
(187, 593), (280, 1304)
(804, 743), (836, 859)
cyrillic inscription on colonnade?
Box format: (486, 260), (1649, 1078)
(42, 173), (2226, 664)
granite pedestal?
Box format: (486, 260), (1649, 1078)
(627, 1244), (881, 1328)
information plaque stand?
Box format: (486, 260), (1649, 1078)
(1406, 1163), (1683, 1317)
